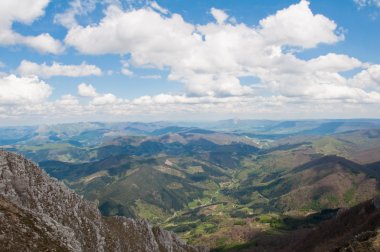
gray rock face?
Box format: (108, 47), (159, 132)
(0, 151), (207, 252)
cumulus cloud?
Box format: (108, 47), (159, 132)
(91, 93), (120, 105)
(64, 1), (348, 97)
(349, 65), (380, 89)
(77, 82), (122, 105)
(259, 0), (343, 48)
(2, 91), (380, 123)
(210, 8), (229, 24)
(54, 94), (85, 116)
(0, 0), (63, 54)
(21, 34), (64, 54)
(78, 83), (98, 97)
(65, 6), (195, 55)
(56, 94), (80, 106)
(18, 60), (102, 78)
(0, 75), (52, 105)
(2, 0), (380, 122)
(307, 53), (362, 72)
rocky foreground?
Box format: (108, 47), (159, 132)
(0, 151), (206, 252)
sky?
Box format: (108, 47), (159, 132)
(0, 0), (380, 125)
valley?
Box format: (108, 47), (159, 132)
(2, 119), (380, 250)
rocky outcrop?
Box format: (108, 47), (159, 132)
(0, 151), (206, 252)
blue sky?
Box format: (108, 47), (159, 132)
(0, 0), (380, 125)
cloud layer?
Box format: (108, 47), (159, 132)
(0, 0), (379, 123)
(63, 1), (347, 98)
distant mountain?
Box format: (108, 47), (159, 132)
(0, 151), (205, 252)
(0, 126), (37, 145)
(205, 119), (380, 136)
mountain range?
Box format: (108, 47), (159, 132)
(1, 120), (380, 250)
(1, 150), (380, 251)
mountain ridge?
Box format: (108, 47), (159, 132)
(0, 150), (206, 252)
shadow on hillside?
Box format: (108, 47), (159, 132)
(212, 199), (380, 252)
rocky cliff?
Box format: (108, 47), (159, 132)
(0, 151), (206, 252)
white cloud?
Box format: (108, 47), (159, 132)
(65, 6), (195, 55)
(2, 90), (380, 123)
(54, 94), (84, 116)
(78, 83), (98, 97)
(65, 1), (348, 98)
(0, 0), (63, 54)
(2, 1), (379, 123)
(0, 75), (52, 105)
(64, 5), (253, 96)
(21, 34), (64, 54)
(349, 65), (380, 89)
(307, 53), (362, 72)
(54, 0), (101, 28)
(18, 60), (102, 78)
(210, 8), (229, 24)
(0, 0), (49, 26)
(56, 94), (80, 106)
(77, 82), (122, 105)
(259, 0), (343, 48)
(91, 93), (120, 105)
(304, 84), (380, 101)
(121, 61), (133, 76)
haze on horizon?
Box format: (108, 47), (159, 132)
(1, 0), (380, 125)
